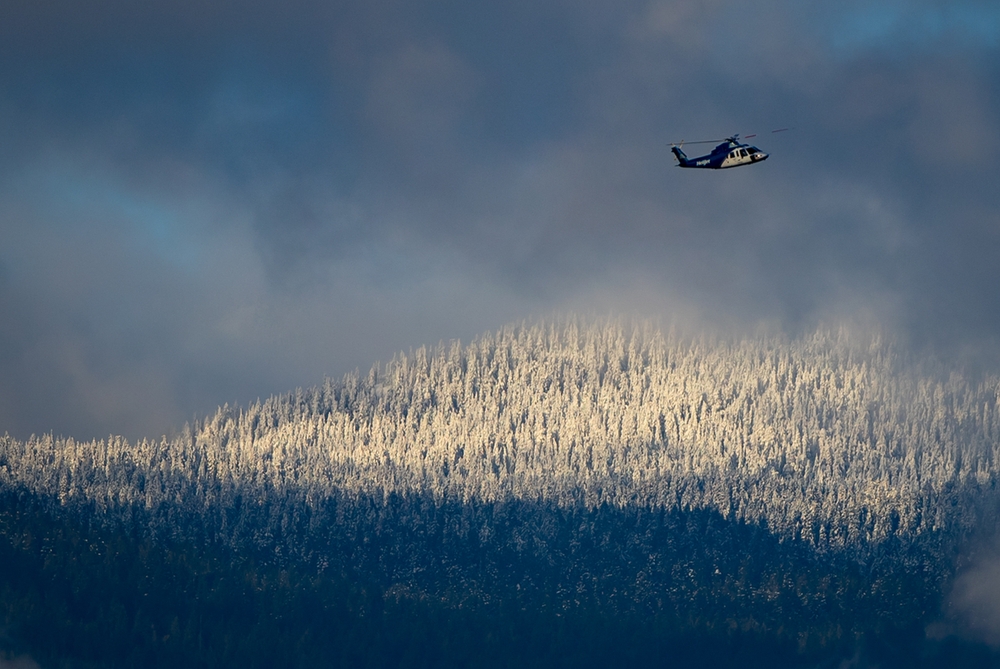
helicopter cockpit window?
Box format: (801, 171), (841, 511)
(740, 149), (748, 157)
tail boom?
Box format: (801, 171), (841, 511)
(671, 145), (690, 167)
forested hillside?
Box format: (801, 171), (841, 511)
(3, 319), (1000, 667)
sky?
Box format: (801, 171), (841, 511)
(2, 0), (1000, 442)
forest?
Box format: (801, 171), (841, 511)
(2, 319), (1000, 667)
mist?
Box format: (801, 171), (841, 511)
(1, 0), (999, 441)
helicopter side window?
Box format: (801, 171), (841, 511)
(740, 149), (748, 157)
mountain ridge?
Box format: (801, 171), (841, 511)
(5, 318), (998, 553)
(3, 317), (1000, 666)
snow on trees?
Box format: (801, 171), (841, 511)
(1, 318), (998, 556)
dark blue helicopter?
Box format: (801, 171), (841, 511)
(670, 129), (790, 169)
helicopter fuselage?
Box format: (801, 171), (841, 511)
(672, 139), (768, 169)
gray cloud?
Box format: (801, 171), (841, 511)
(1, 0), (999, 440)
(939, 536), (1000, 647)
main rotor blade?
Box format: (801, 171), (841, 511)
(668, 128), (792, 146)
(667, 138), (726, 145)
(743, 128), (793, 140)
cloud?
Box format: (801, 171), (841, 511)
(828, 1), (1000, 55)
(943, 539), (1000, 647)
(907, 63), (1000, 165)
(1, 0), (1000, 440)
(366, 42), (479, 141)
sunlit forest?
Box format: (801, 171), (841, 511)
(3, 319), (1000, 667)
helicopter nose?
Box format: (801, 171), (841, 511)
(756, 152), (768, 162)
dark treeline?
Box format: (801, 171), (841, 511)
(2, 319), (1000, 666)
(4, 486), (995, 668)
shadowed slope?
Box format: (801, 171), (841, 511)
(2, 319), (1000, 666)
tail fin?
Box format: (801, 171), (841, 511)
(671, 145), (689, 166)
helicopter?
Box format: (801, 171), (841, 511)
(669, 129), (790, 169)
